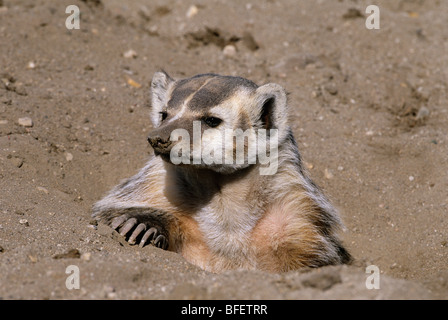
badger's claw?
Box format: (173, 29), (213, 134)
(154, 234), (167, 249)
(111, 215), (128, 230)
(139, 227), (157, 248)
(128, 223), (146, 245)
(109, 214), (168, 250)
(119, 218), (137, 236)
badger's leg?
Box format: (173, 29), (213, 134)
(94, 207), (175, 250)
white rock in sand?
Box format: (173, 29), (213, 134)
(123, 49), (137, 59)
(223, 45), (237, 57)
(18, 117), (33, 127)
(65, 152), (73, 162)
(186, 5), (198, 18)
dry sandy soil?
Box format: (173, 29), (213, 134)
(0, 0), (447, 300)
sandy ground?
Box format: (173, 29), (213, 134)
(0, 0), (447, 300)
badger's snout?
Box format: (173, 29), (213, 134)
(147, 134), (173, 155)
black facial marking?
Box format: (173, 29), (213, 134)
(167, 75), (215, 109)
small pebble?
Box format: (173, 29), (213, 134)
(102, 285), (116, 299)
(11, 157), (23, 168)
(186, 5), (198, 18)
(37, 186), (49, 194)
(223, 44), (237, 57)
(18, 117), (33, 127)
(65, 152), (73, 162)
(416, 106), (429, 120)
(324, 168), (334, 179)
(324, 83), (338, 95)
(123, 49), (137, 59)
(305, 162), (314, 170)
(126, 77), (142, 88)
(81, 252), (91, 261)
(147, 25), (158, 35)
(14, 86), (27, 96)
(87, 219), (98, 230)
(19, 219), (29, 226)
(27, 61), (36, 69)
(409, 176), (415, 182)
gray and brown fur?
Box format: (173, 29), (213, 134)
(92, 71), (351, 273)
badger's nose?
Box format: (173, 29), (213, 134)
(147, 135), (173, 153)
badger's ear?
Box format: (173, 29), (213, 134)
(150, 71), (174, 127)
(252, 83), (289, 140)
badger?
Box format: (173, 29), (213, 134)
(92, 71), (351, 273)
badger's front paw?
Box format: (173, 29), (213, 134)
(110, 214), (168, 249)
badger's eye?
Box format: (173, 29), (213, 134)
(202, 116), (222, 128)
(159, 111), (168, 121)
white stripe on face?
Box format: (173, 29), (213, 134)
(166, 77), (216, 124)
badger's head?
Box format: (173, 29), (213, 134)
(148, 71), (289, 175)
